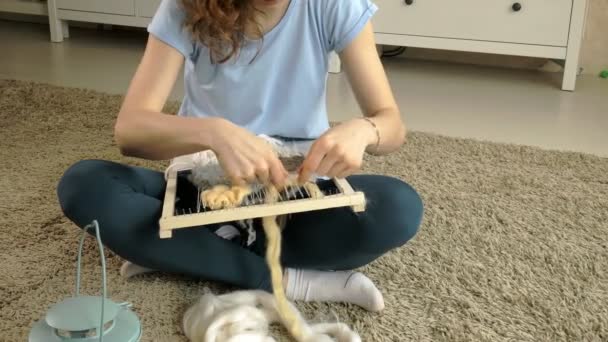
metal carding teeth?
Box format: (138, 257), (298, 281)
(196, 187), (202, 212)
(303, 187), (311, 198)
(294, 186), (301, 198)
(282, 188), (290, 200)
(288, 186), (296, 199)
(281, 186), (289, 200)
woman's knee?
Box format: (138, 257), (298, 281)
(57, 159), (113, 218)
(357, 175), (424, 252)
(391, 179), (424, 245)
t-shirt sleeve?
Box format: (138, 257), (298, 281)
(322, 0), (378, 53)
(147, 0), (193, 58)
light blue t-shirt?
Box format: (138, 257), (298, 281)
(148, 0), (377, 140)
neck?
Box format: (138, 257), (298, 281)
(253, 0), (290, 35)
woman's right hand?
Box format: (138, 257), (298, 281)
(210, 119), (288, 187)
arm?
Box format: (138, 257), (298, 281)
(115, 34), (288, 185)
(114, 34), (222, 160)
(299, 21), (406, 181)
(339, 21), (406, 155)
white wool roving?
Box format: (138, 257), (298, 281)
(182, 290), (362, 342)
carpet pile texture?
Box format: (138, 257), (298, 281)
(1, 79), (606, 341)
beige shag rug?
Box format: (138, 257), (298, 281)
(1, 79), (607, 342)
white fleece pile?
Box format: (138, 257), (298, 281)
(182, 290), (361, 342)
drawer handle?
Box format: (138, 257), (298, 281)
(512, 2), (522, 11)
(404, 0), (414, 5)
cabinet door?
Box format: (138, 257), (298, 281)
(372, 0), (573, 46)
(136, 0), (161, 18)
(56, 0), (135, 16)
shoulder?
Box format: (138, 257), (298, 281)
(309, 0), (376, 11)
(305, 0), (378, 52)
(147, 0), (194, 58)
(306, 0), (377, 21)
(151, 0), (187, 29)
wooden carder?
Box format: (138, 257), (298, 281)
(159, 167), (366, 239)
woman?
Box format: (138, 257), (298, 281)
(57, 0), (423, 312)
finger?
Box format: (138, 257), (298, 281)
(229, 175), (246, 186)
(337, 167), (355, 179)
(225, 165), (246, 186)
(235, 163), (257, 185)
(254, 163), (270, 185)
(316, 151), (340, 177)
(327, 162), (349, 178)
(244, 171), (257, 184)
(229, 170), (251, 186)
(225, 153), (250, 186)
(268, 156), (288, 187)
(299, 142), (328, 183)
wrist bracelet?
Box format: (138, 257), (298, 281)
(361, 117), (380, 154)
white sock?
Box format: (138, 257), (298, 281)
(215, 224), (241, 241)
(120, 261), (155, 278)
(284, 268), (385, 312)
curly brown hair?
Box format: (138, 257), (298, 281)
(179, 0), (262, 63)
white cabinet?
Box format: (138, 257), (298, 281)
(373, 0), (573, 46)
(47, 0), (161, 42)
(0, 0), (47, 16)
(55, 0), (136, 16)
(45, 0), (588, 91)
(371, 0), (589, 91)
(136, 0), (162, 18)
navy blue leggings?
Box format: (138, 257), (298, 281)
(56, 159), (423, 291)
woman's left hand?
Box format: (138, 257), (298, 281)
(298, 118), (377, 182)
